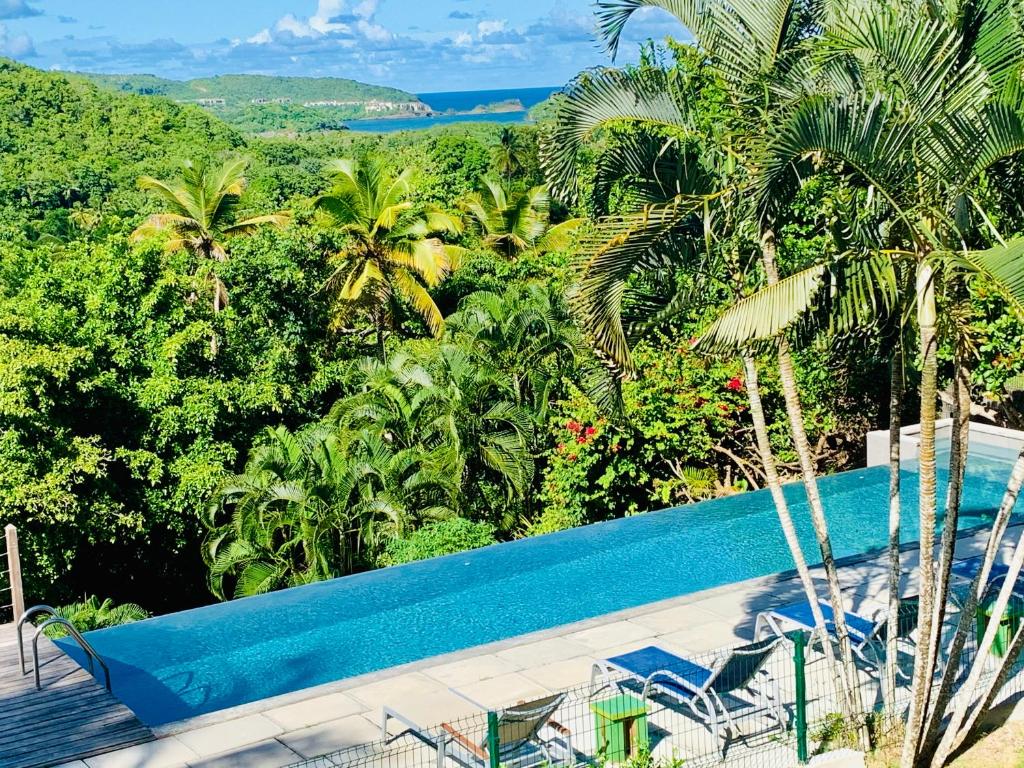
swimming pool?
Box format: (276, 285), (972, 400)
(59, 447), (1021, 727)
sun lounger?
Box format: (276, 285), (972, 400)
(590, 640), (784, 756)
(754, 597), (919, 680)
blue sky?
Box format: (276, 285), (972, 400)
(0, 0), (687, 92)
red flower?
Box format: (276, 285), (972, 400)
(557, 443), (567, 453)
(726, 377), (744, 392)
(568, 454), (577, 462)
(718, 403), (730, 413)
(566, 420), (582, 433)
(585, 426), (597, 437)
(577, 436), (588, 444)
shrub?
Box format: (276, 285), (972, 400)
(378, 518), (498, 567)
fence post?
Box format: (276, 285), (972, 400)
(5, 524), (25, 621)
(487, 710), (500, 768)
(792, 630), (809, 764)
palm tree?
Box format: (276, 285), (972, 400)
(315, 157), (463, 355)
(459, 177), (582, 260)
(541, 0), (867, 721)
(207, 420), (460, 600)
(692, 1), (1024, 762)
(494, 126), (527, 182)
(133, 157), (289, 354)
(206, 424), (353, 598)
(333, 347), (535, 520)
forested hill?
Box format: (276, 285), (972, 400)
(0, 58), (244, 219)
(72, 72), (419, 107)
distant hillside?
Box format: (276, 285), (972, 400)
(0, 58), (244, 220)
(69, 72), (430, 135)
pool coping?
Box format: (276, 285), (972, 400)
(149, 518), (1011, 737)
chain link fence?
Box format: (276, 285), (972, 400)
(284, 594), (1024, 768)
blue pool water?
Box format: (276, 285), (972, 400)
(59, 447), (1021, 727)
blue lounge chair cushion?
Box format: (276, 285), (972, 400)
(606, 646), (712, 699)
(772, 601), (876, 645)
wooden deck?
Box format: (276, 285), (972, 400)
(0, 622), (153, 768)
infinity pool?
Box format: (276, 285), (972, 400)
(60, 446), (1021, 726)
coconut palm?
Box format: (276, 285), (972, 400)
(334, 346), (536, 512)
(315, 157), (463, 354)
(494, 126), (528, 182)
(541, 0), (868, 721)
(133, 157), (289, 353)
(459, 177), (582, 260)
(447, 284), (580, 422)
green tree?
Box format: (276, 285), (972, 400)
(206, 421), (459, 598)
(315, 157), (463, 353)
(459, 177), (581, 260)
(133, 157), (289, 353)
(541, 1), (867, 719)
(494, 126), (528, 182)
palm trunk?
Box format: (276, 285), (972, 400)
(928, 447), (1024, 767)
(901, 262), (939, 768)
(743, 356), (836, 655)
(210, 270), (223, 357)
(760, 229), (863, 724)
(921, 365), (970, 718)
(921, 443), (1024, 761)
(886, 345), (904, 713)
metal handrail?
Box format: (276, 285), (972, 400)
(17, 605), (111, 691)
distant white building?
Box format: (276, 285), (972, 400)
(301, 99), (430, 114)
(195, 98), (226, 107)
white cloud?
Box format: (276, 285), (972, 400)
(0, 22), (33, 56)
(476, 19), (507, 37)
(246, 28), (272, 45)
(21, 0), (674, 91)
(0, 0), (40, 21)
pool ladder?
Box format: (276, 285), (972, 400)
(16, 605), (111, 691)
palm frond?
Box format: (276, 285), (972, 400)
(541, 68), (692, 205)
(572, 196), (706, 373)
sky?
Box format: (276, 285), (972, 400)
(0, 0), (688, 92)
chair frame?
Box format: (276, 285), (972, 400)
(382, 692), (572, 768)
(754, 598), (918, 684)
(590, 640), (784, 757)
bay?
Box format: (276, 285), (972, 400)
(344, 86), (559, 133)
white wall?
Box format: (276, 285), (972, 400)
(865, 420), (1024, 467)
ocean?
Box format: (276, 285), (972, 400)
(343, 86), (560, 133)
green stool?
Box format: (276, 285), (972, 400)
(590, 693), (649, 762)
(976, 595), (1024, 658)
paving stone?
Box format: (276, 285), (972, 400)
(264, 691), (366, 731)
(175, 714), (284, 757)
(454, 671), (553, 708)
(626, 604), (723, 635)
(278, 714), (381, 760)
(565, 620), (653, 651)
(84, 737), (199, 768)
(187, 739), (300, 768)
(422, 653), (520, 687)
(495, 636), (591, 667)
